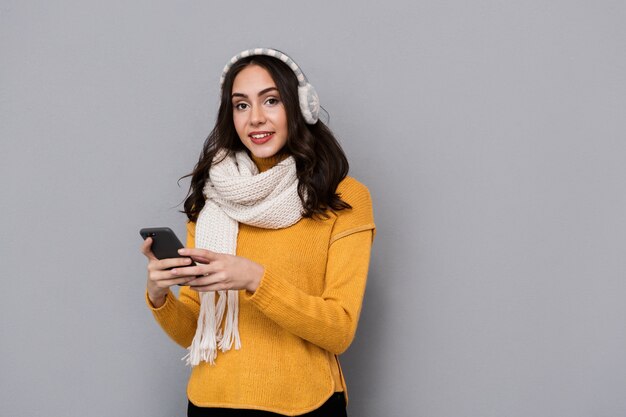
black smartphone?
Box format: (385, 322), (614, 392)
(140, 228), (198, 284)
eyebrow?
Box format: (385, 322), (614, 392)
(231, 87), (279, 99)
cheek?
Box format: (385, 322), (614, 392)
(232, 113), (247, 137)
(269, 108), (288, 129)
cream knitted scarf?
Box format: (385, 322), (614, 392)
(185, 150), (303, 366)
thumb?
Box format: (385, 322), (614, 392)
(140, 237), (158, 261)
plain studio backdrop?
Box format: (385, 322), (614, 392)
(1, 1), (625, 416)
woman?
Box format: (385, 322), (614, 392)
(141, 48), (375, 416)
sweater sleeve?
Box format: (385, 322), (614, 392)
(145, 222), (200, 349)
(245, 179), (375, 354)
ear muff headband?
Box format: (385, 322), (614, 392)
(220, 48), (320, 125)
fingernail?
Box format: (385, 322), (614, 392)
(178, 249), (186, 254)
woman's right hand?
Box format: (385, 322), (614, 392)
(140, 237), (196, 308)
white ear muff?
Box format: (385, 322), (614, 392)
(299, 83), (320, 124)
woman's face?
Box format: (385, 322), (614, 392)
(231, 64), (288, 159)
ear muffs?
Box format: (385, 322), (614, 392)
(220, 48), (320, 125)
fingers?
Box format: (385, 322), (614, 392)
(181, 254), (262, 293)
(142, 243), (219, 292)
(186, 272), (231, 292)
(146, 250), (257, 292)
(147, 257), (199, 290)
(148, 268), (197, 290)
(181, 260), (227, 290)
(151, 267), (223, 291)
(151, 275), (196, 289)
(148, 256), (194, 273)
(140, 237), (157, 260)
(178, 248), (220, 264)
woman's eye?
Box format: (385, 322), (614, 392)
(234, 103), (248, 110)
(265, 98), (280, 106)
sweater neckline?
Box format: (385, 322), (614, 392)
(250, 153), (289, 173)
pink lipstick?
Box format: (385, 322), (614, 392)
(249, 131), (274, 145)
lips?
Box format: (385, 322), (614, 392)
(249, 131), (274, 145)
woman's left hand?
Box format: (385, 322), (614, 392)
(171, 248), (264, 293)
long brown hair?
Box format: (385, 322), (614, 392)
(182, 55), (351, 222)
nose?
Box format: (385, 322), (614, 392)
(250, 104), (266, 126)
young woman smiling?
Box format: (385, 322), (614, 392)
(141, 48), (375, 416)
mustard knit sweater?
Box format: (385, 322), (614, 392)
(147, 157), (375, 415)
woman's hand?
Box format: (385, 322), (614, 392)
(140, 237), (197, 308)
(176, 248), (264, 293)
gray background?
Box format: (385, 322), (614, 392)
(1, 1), (625, 416)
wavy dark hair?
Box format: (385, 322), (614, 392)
(182, 55), (351, 222)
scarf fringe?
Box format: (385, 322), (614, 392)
(184, 290), (242, 366)
(184, 292), (217, 366)
(219, 290), (241, 351)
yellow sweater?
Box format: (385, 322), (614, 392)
(147, 160), (375, 415)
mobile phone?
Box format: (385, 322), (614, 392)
(140, 228), (198, 283)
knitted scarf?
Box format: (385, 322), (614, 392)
(185, 151), (303, 366)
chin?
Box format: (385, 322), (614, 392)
(250, 148), (279, 159)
